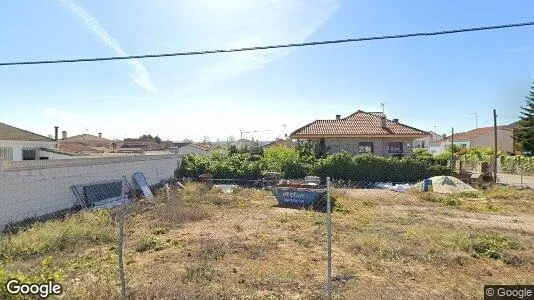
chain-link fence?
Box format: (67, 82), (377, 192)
(0, 174), (338, 298)
(7, 171), (523, 298)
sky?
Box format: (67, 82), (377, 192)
(1, 0), (533, 142)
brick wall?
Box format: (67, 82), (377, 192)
(0, 154), (181, 230)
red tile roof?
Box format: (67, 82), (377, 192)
(290, 110), (428, 137)
(433, 126), (513, 143)
(58, 141), (104, 154)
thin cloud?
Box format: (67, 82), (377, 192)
(190, 0), (340, 84)
(58, 0), (157, 93)
(42, 108), (81, 121)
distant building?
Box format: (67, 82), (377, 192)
(118, 137), (163, 153)
(57, 132), (115, 156)
(290, 110), (428, 157)
(263, 138), (297, 149)
(413, 131), (444, 154)
(173, 142), (228, 155)
(0, 122), (57, 161)
(430, 124), (516, 154)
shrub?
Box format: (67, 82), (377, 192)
(176, 148), (450, 182)
(500, 155), (534, 175)
(176, 152), (264, 180)
(134, 238), (167, 252)
(464, 234), (520, 259)
(315, 152), (449, 182)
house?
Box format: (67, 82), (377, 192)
(57, 131), (116, 155)
(430, 125), (516, 154)
(175, 143), (227, 155)
(0, 122), (57, 161)
(289, 110), (428, 157)
(118, 137), (163, 153)
(263, 138), (297, 149)
(413, 131), (445, 154)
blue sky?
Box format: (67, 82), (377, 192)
(1, 0), (533, 142)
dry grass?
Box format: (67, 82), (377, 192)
(1, 183), (533, 299)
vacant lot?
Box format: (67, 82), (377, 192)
(1, 184), (533, 299)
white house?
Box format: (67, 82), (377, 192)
(0, 122), (63, 161)
(413, 131), (444, 153)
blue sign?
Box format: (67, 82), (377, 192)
(272, 188), (325, 208)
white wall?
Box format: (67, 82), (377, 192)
(0, 154), (181, 230)
(0, 140), (56, 161)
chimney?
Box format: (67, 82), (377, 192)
(54, 126), (59, 142)
(98, 132), (102, 138)
(380, 116), (387, 128)
(335, 114), (341, 120)
(393, 118), (399, 123)
(62, 130), (67, 140)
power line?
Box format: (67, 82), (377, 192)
(1, 21), (534, 67)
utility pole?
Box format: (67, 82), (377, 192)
(451, 127), (455, 173)
(493, 109), (498, 183)
(282, 124), (287, 138)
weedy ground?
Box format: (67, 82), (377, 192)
(1, 183), (533, 299)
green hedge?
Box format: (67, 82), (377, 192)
(176, 147), (450, 182)
(314, 153), (449, 182)
(176, 151), (264, 180)
(500, 156), (534, 175)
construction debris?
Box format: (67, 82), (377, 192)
(373, 182), (412, 193)
(414, 176), (478, 194)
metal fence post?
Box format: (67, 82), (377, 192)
(165, 183), (170, 201)
(326, 177), (332, 299)
(520, 157), (523, 189)
(118, 175), (127, 300)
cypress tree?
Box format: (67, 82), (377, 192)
(514, 80), (534, 156)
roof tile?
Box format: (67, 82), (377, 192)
(0, 122), (54, 142)
(290, 110), (427, 137)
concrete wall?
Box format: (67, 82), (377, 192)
(0, 154), (181, 230)
(0, 140), (56, 161)
(318, 137), (415, 156)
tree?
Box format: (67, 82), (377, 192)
(514, 81), (534, 156)
(413, 148), (432, 160)
(154, 135), (162, 144)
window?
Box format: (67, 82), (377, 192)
(386, 142), (403, 154)
(22, 149), (37, 161)
(0, 147), (13, 161)
(358, 142), (374, 153)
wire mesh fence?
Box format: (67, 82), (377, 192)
(5, 173), (529, 298)
(0, 174), (340, 298)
